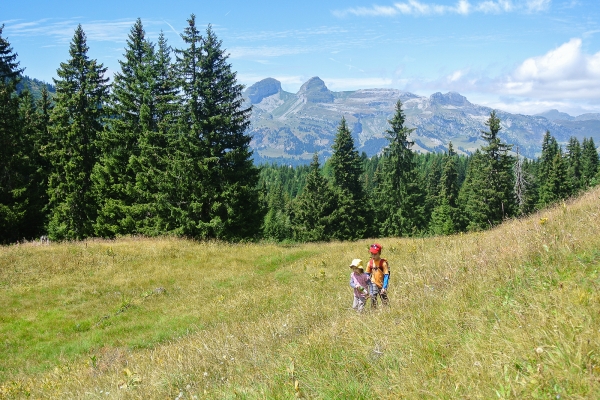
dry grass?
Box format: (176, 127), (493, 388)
(1, 186), (599, 399)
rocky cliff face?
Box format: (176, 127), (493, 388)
(243, 77), (600, 164)
(246, 78), (282, 104)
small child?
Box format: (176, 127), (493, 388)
(349, 259), (370, 312)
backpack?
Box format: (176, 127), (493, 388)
(368, 258), (389, 276)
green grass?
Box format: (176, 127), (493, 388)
(1, 188), (600, 398)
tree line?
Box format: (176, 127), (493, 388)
(260, 106), (600, 242)
(1, 19), (599, 244)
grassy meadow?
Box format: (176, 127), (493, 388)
(1, 187), (600, 399)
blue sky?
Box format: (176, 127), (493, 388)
(2, 0), (600, 115)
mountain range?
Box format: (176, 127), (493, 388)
(243, 77), (600, 164)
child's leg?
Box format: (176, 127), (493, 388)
(356, 296), (366, 312)
(370, 283), (380, 308)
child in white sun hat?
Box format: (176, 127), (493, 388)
(349, 258), (370, 312)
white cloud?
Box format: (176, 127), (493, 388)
(501, 38), (600, 100)
(333, 0), (551, 17)
(5, 18), (171, 44)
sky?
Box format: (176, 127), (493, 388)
(2, 0), (600, 116)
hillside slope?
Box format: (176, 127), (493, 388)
(1, 186), (599, 398)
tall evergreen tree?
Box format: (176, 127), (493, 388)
(565, 136), (582, 196)
(92, 18), (156, 236)
(176, 18), (262, 240)
(458, 150), (491, 231)
(536, 131), (564, 208)
(131, 30), (181, 236)
(46, 25), (109, 240)
(430, 143), (460, 235)
(375, 100), (424, 236)
(291, 153), (335, 242)
(328, 117), (369, 240)
(479, 110), (515, 223)
(262, 180), (293, 241)
(0, 25), (25, 242)
(581, 137), (599, 188)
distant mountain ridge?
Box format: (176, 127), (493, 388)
(16, 76), (56, 99)
(244, 77), (600, 164)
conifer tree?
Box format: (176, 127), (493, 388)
(131, 31), (180, 236)
(92, 19), (156, 236)
(0, 25), (27, 242)
(581, 137), (599, 188)
(479, 110), (515, 223)
(536, 131), (564, 208)
(46, 25), (109, 240)
(328, 117), (369, 240)
(262, 181), (293, 241)
(458, 150), (491, 231)
(176, 18), (261, 239)
(430, 143), (460, 235)
(375, 100), (424, 236)
(422, 153), (443, 227)
(565, 136), (582, 196)
(291, 153), (335, 241)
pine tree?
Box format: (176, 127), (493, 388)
(175, 18), (261, 240)
(479, 110), (515, 223)
(291, 153), (335, 242)
(458, 150), (491, 231)
(581, 137), (599, 188)
(565, 136), (582, 196)
(92, 19), (156, 236)
(0, 25), (30, 243)
(46, 25), (109, 240)
(375, 100), (424, 236)
(536, 131), (563, 208)
(262, 180), (293, 241)
(430, 143), (460, 235)
(131, 31), (180, 236)
(328, 117), (369, 240)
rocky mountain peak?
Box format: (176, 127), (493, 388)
(245, 78), (282, 104)
(430, 91), (471, 107)
(535, 109), (574, 121)
(297, 76), (334, 103)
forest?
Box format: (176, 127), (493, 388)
(1, 17), (599, 244)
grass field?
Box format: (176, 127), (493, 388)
(1, 186), (599, 399)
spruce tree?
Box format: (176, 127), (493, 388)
(479, 110), (515, 223)
(565, 136), (582, 196)
(262, 181), (293, 241)
(0, 25), (31, 243)
(536, 131), (563, 208)
(430, 143), (460, 235)
(291, 153), (335, 242)
(375, 100), (424, 236)
(458, 150), (491, 231)
(92, 19), (153, 236)
(131, 31), (180, 236)
(176, 18), (261, 240)
(328, 117), (368, 240)
(581, 137), (599, 188)
(46, 25), (109, 240)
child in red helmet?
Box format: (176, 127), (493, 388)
(366, 243), (389, 308)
